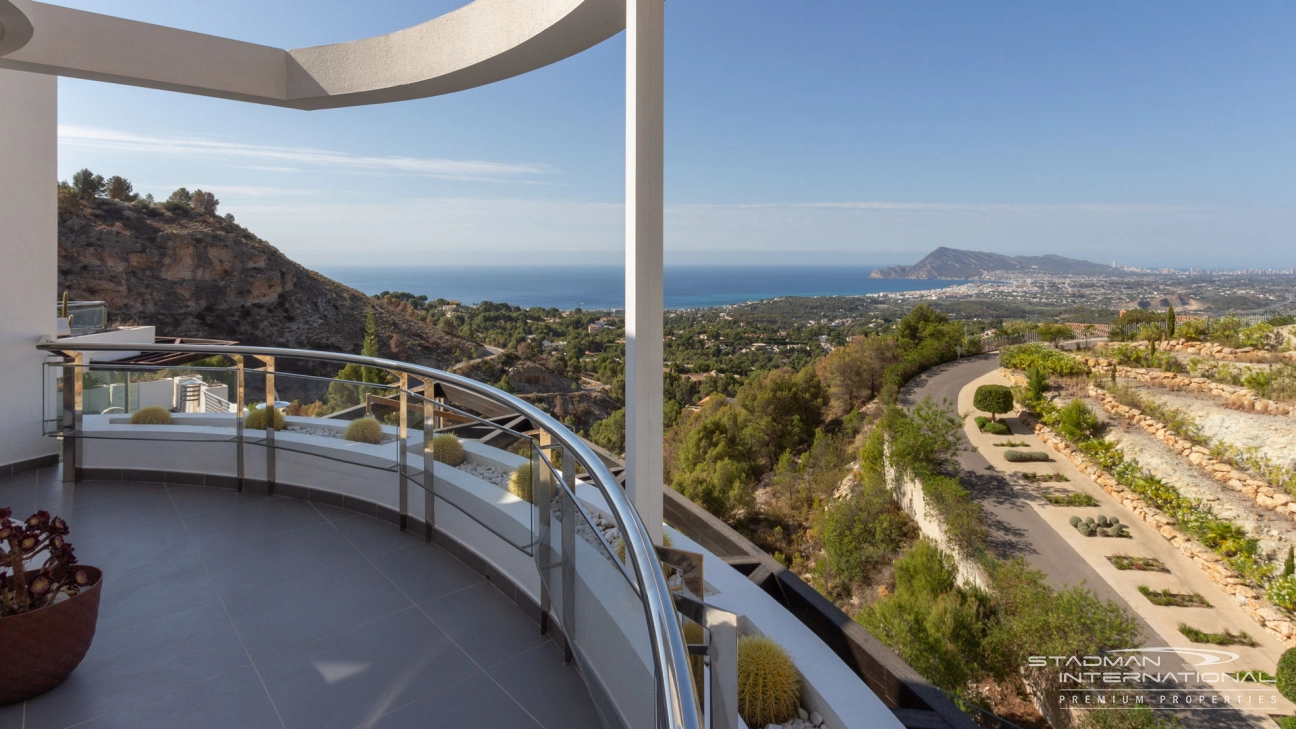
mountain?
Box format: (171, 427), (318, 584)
(869, 247), (1117, 279)
(58, 198), (487, 372)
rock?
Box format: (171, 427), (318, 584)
(811, 712), (823, 727)
(798, 708), (809, 721)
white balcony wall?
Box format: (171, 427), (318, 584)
(0, 69), (57, 469)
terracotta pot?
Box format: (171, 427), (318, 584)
(0, 566), (102, 705)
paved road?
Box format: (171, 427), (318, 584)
(902, 355), (1269, 729)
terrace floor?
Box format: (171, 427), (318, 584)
(0, 468), (602, 729)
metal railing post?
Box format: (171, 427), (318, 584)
(537, 432), (557, 637)
(260, 355), (276, 495)
(398, 371), (409, 532)
(233, 355), (245, 492)
(61, 353), (83, 485)
(560, 433), (576, 663)
(422, 384), (436, 541)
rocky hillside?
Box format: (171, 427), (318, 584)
(58, 198), (486, 372)
(870, 246), (1117, 279)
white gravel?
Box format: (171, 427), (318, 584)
(286, 425), (395, 444)
(1135, 387), (1296, 470)
(458, 461), (511, 489)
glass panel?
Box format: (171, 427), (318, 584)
(264, 371), (401, 472)
(59, 362), (239, 442)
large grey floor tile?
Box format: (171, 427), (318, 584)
(167, 484), (282, 518)
(73, 517), (195, 574)
(95, 550), (222, 634)
(224, 558), (411, 660)
(369, 542), (484, 604)
(0, 701), (24, 729)
(131, 665), (283, 729)
(201, 521), (363, 598)
(57, 489), (179, 540)
(488, 641), (602, 729)
(182, 497), (325, 553)
(38, 479), (167, 512)
(258, 607), (478, 729)
(332, 514), (424, 558)
(419, 582), (547, 669)
(0, 471), (39, 519)
(23, 601), (248, 729)
(309, 501), (362, 521)
(369, 673), (541, 729)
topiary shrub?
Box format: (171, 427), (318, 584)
(244, 406), (285, 431)
(737, 634), (801, 727)
(344, 416), (384, 444)
(508, 463), (534, 503)
(129, 406), (172, 425)
(1277, 647), (1296, 703)
(973, 384), (1014, 421)
(1003, 450), (1051, 462)
(429, 434), (465, 466)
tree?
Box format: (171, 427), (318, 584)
(973, 385), (1013, 421)
(1037, 323), (1072, 349)
(1081, 323), (1096, 346)
(816, 335), (898, 415)
(71, 169), (105, 199)
(167, 187), (192, 207)
(1166, 305), (1176, 338)
(589, 407), (625, 454)
(104, 175), (136, 201)
(191, 189), (219, 215)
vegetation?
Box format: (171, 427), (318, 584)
(974, 416), (1010, 436)
(508, 463), (534, 503)
(999, 343), (1089, 376)
(429, 434), (465, 466)
(1277, 647), (1296, 703)
(1044, 492), (1097, 506)
(1072, 515), (1128, 538)
(1138, 586), (1210, 608)
(1023, 472), (1069, 483)
(993, 440), (1028, 447)
(1003, 450), (1050, 463)
(736, 635), (801, 727)
(244, 406), (285, 431)
(0, 509), (95, 617)
(129, 406), (172, 425)
(343, 416), (384, 444)
(1225, 670), (1275, 683)
(820, 477), (918, 590)
(1107, 555), (1168, 572)
(973, 384), (1013, 421)
(1076, 706), (1182, 729)
(1177, 624), (1257, 647)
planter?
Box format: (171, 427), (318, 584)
(0, 566), (103, 705)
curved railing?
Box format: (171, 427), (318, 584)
(37, 341), (701, 729)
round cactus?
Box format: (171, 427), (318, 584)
(1109, 516), (1120, 526)
(1068, 516), (1082, 528)
(508, 463), (535, 503)
(615, 531), (673, 564)
(344, 416), (383, 444)
(244, 406), (285, 431)
(129, 406), (172, 425)
(1097, 515), (1110, 528)
(429, 434), (465, 466)
(737, 634), (801, 727)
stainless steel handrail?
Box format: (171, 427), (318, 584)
(38, 340), (700, 729)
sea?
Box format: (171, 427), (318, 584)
(317, 264), (968, 311)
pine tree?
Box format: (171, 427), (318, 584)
(1166, 305), (1176, 338)
(1284, 547), (1294, 578)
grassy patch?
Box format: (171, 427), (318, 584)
(993, 440), (1030, 447)
(1179, 623), (1258, 646)
(1108, 555), (1169, 573)
(1004, 449), (1051, 462)
(1225, 670), (1275, 683)
(974, 416), (1011, 436)
(1043, 492), (1095, 506)
(1139, 586), (1211, 608)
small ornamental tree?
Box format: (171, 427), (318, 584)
(973, 384), (1014, 421)
(1037, 323), (1072, 349)
(1166, 305), (1176, 338)
(1277, 647), (1296, 703)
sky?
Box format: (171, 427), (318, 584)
(52, 1), (1296, 269)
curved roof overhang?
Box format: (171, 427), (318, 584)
(0, 0), (623, 109)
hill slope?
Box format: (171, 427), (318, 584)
(870, 247), (1116, 279)
(58, 198), (486, 371)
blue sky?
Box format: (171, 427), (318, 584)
(54, 1), (1296, 269)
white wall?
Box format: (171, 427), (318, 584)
(0, 69), (56, 469)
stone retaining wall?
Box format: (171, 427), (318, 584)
(1078, 356), (1293, 417)
(1088, 385), (1296, 521)
(1032, 422), (1296, 648)
(1103, 339), (1296, 364)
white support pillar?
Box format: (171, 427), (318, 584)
(0, 69), (58, 471)
(624, 0), (664, 543)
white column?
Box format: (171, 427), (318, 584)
(0, 69), (58, 470)
(624, 0), (664, 543)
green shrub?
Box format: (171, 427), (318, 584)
(1267, 575), (1296, 611)
(1178, 624), (1257, 647)
(1044, 399), (1102, 443)
(1026, 367), (1049, 402)
(1004, 450), (1050, 462)
(981, 420), (1010, 436)
(972, 385), (1013, 421)
(736, 635), (801, 727)
(429, 434), (465, 466)
(343, 416), (384, 444)
(1277, 648), (1296, 703)
(244, 406), (285, 431)
(508, 463), (534, 503)
(1076, 705), (1183, 728)
(1047, 493), (1098, 507)
(999, 343), (1089, 376)
(129, 406), (172, 425)
(820, 480), (918, 587)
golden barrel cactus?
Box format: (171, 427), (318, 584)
(129, 406), (172, 425)
(344, 416), (384, 444)
(737, 634), (801, 727)
(508, 463), (534, 503)
(244, 406), (285, 431)
(429, 434), (465, 466)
